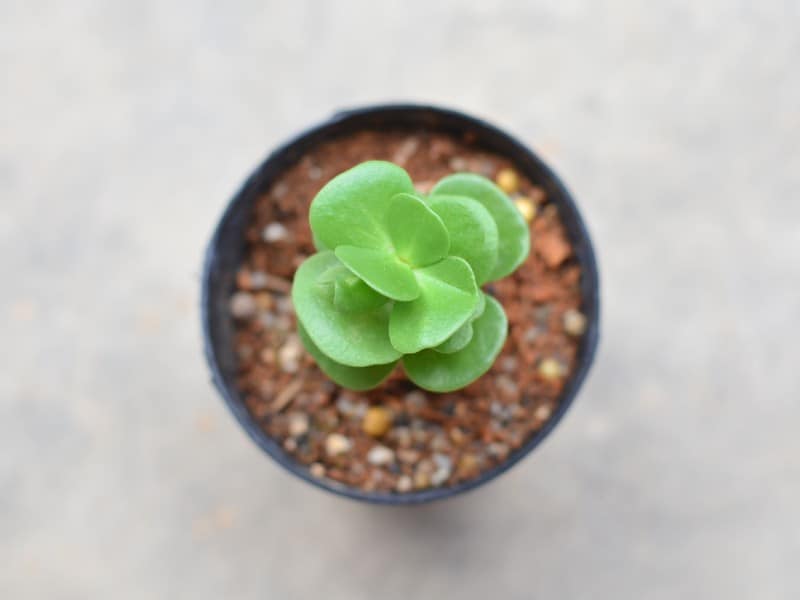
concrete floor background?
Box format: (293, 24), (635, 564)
(2, 1), (799, 598)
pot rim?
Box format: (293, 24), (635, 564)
(201, 103), (600, 505)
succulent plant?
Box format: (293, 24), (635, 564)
(292, 160), (530, 392)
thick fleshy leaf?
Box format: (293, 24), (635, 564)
(386, 193), (449, 267)
(434, 321), (473, 354)
(298, 323), (397, 390)
(310, 161), (414, 251)
(431, 174), (530, 281)
(292, 251), (401, 367)
(312, 232), (329, 251)
(471, 289), (487, 320)
(427, 194), (499, 284)
(433, 290), (486, 353)
(389, 257), (479, 354)
(333, 273), (388, 313)
(404, 294), (508, 392)
(335, 245), (420, 301)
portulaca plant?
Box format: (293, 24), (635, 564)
(292, 161), (529, 392)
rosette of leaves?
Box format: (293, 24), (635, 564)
(291, 160), (530, 392)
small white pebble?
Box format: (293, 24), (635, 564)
(430, 453), (453, 487)
(395, 475), (413, 493)
(392, 136), (419, 166)
(563, 309), (588, 337)
(278, 335), (303, 373)
(287, 412), (309, 437)
(538, 358), (566, 380)
(366, 445), (395, 466)
(325, 433), (352, 456)
(262, 222), (289, 243)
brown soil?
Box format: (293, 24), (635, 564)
(230, 129), (587, 493)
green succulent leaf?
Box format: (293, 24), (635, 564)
(310, 161), (415, 251)
(427, 194), (499, 285)
(434, 321), (473, 354)
(312, 232), (329, 252)
(471, 289), (487, 320)
(334, 245), (420, 301)
(298, 323), (397, 390)
(293, 161), (528, 393)
(292, 251), (402, 367)
(386, 192), (450, 267)
(433, 290), (486, 354)
(431, 174), (530, 281)
(333, 272), (388, 313)
(389, 256), (479, 354)
(404, 294), (508, 392)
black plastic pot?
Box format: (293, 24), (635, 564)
(201, 104), (600, 504)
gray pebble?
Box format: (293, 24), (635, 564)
(430, 433), (450, 452)
(487, 442), (510, 460)
(336, 393), (367, 419)
(534, 305), (552, 324)
(229, 292), (257, 320)
(271, 182), (288, 199)
(523, 326), (543, 344)
(490, 401), (512, 422)
(499, 356), (518, 373)
(249, 271), (269, 290)
(236, 344), (253, 361)
(495, 375), (519, 401)
(449, 156), (468, 171)
(258, 312), (276, 328)
(404, 390), (427, 408)
(431, 453), (453, 487)
(274, 314), (292, 332)
(276, 296), (294, 315)
(390, 426), (412, 448)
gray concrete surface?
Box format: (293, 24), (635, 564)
(2, 1), (799, 598)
